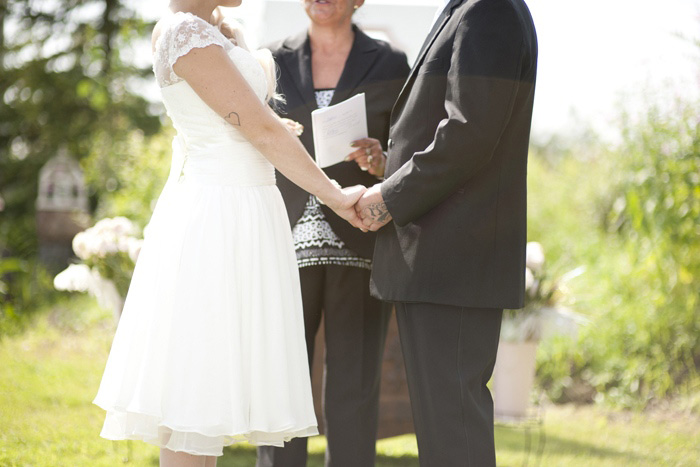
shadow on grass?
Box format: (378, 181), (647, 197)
(496, 425), (646, 464)
(141, 427), (644, 466)
(219, 445), (419, 467)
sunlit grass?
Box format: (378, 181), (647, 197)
(0, 298), (697, 466)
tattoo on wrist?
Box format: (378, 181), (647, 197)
(363, 202), (391, 223)
(225, 111), (241, 126)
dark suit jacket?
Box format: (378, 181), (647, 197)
(371, 0), (538, 309)
(267, 26), (410, 259)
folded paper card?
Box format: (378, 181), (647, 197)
(311, 93), (368, 169)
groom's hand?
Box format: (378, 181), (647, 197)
(326, 184), (369, 232)
(355, 184), (392, 231)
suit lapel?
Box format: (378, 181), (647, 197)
(330, 25), (380, 106)
(392, 0), (466, 117)
(280, 31), (316, 115)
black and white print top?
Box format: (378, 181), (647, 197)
(290, 89), (372, 270)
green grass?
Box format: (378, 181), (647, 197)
(1, 298), (698, 466)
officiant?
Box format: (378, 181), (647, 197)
(258, 1), (410, 466)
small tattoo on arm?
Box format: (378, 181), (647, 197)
(225, 111), (241, 126)
(363, 202), (391, 223)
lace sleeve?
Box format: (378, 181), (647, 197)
(154, 12), (228, 87)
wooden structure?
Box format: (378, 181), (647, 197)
(310, 308), (415, 439)
(36, 149), (89, 270)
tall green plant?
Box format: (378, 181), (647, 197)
(603, 101), (700, 401)
(534, 99), (700, 409)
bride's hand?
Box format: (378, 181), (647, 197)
(323, 185), (368, 231)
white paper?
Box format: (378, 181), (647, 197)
(311, 93), (368, 169)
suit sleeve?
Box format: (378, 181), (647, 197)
(381, 50), (411, 142)
(381, 2), (525, 227)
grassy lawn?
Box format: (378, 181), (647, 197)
(1, 299), (698, 466)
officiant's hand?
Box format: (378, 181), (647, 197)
(280, 118), (304, 137)
(347, 138), (386, 178)
(355, 183), (392, 231)
(325, 184), (370, 232)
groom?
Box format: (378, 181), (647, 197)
(355, 0), (537, 465)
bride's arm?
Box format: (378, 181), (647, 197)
(172, 44), (365, 229)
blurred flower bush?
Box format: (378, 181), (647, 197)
(54, 217), (143, 317)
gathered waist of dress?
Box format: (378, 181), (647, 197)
(177, 142), (276, 187)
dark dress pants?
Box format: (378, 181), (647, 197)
(395, 302), (503, 467)
(257, 265), (391, 467)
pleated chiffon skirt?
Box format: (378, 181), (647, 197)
(93, 178), (318, 456)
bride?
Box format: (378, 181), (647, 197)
(92, 1), (367, 466)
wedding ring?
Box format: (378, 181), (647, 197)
(365, 147), (371, 156)
(368, 155), (373, 165)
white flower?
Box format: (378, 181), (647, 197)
(91, 218), (111, 235)
(117, 235), (132, 253)
(85, 233), (111, 258)
(110, 216), (137, 236)
(128, 238), (143, 262)
(54, 264), (93, 292)
(72, 232), (91, 260)
(97, 236), (120, 258)
(524, 267), (535, 294)
(526, 242), (545, 273)
(92, 216), (137, 237)
(84, 232), (102, 257)
(72, 216), (142, 262)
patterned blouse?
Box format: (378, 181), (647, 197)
(291, 89), (372, 270)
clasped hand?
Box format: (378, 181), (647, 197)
(330, 184), (392, 233)
(303, 131), (391, 232)
(354, 184), (392, 232)
(342, 137), (391, 231)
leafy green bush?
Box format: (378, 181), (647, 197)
(82, 128), (174, 228)
(0, 257), (59, 337)
(532, 99), (700, 409)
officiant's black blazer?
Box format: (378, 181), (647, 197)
(370, 0), (538, 309)
(267, 26), (410, 258)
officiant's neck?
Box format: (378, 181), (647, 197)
(308, 20), (355, 55)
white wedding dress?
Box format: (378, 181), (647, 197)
(93, 12), (318, 456)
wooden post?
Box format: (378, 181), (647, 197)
(310, 307), (414, 439)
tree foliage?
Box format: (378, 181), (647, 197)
(0, 0), (161, 257)
(0, 0), (164, 334)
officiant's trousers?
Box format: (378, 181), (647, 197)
(395, 302), (503, 467)
(256, 265), (391, 467)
